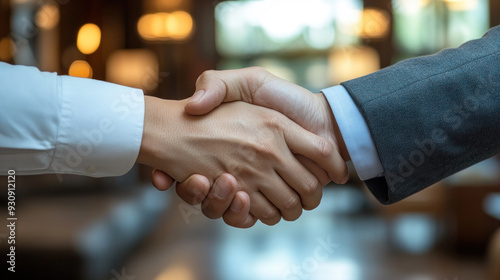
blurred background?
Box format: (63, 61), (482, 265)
(1, 0), (500, 279)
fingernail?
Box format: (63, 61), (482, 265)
(189, 186), (204, 204)
(230, 197), (244, 212)
(190, 186), (203, 197)
(189, 90), (205, 103)
(214, 178), (231, 199)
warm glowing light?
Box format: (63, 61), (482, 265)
(358, 8), (391, 39)
(76, 23), (101, 55)
(137, 12), (193, 41)
(443, 0), (478, 11)
(0, 37), (13, 61)
(36, 3), (60, 30)
(155, 264), (194, 280)
(329, 47), (380, 85)
(139, 14), (157, 39)
(166, 11), (193, 39)
(106, 49), (159, 90)
(69, 60), (93, 78)
(138, 14), (162, 40)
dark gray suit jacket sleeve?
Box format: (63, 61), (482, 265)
(341, 26), (500, 205)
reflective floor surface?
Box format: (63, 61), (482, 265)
(121, 185), (488, 280)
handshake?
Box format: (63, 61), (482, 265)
(136, 67), (351, 228)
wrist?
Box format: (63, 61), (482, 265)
(137, 96), (176, 167)
(137, 96), (159, 166)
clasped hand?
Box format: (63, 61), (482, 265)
(140, 67), (350, 228)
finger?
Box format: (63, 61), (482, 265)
(273, 154), (322, 212)
(249, 191), (281, 226)
(151, 169), (175, 191)
(282, 120), (349, 184)
(293, 155), (330, 211)
(222, 191), (257, 228)
(185, 68), (264, 115)
(176, 175), (211, 205)
(295, 155), (331, 186)
(252, 167), (305, 221)
(201, 174), (239, 219)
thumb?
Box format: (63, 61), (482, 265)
(185, 88), (225, 116)
(185, 68), (264, 115)
(151, 169), (175, 191)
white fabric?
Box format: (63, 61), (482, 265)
(0, 62), (144, 177)
(322, 85), (384, 180)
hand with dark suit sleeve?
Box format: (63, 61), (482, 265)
(154, 25), (500, 226)
(340, 25), (500, 203)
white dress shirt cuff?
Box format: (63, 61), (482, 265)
(322, 85), (384, 180)
(51, 76), (145, 177)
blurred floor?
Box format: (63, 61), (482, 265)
(120, 186), (488, 280)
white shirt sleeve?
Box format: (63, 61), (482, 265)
(0, 62), (144, 177)
(322, 85), (384, 180)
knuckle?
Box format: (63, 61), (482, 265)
(333, 163), (350, 184)
(246, 66), (272, 95)
(248, 66), (273, 81)
(265, 112), (284, 129)
(248, 66), (266, 74)
(260, 207), (279, 221)
(316, 138), (334, 159)
(301, 177), (320, 197)
(249, 136), (277, 160)
(254, 141), (275, 158)
(281, 194), (301, 211)
(196, 70), (216, 84)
